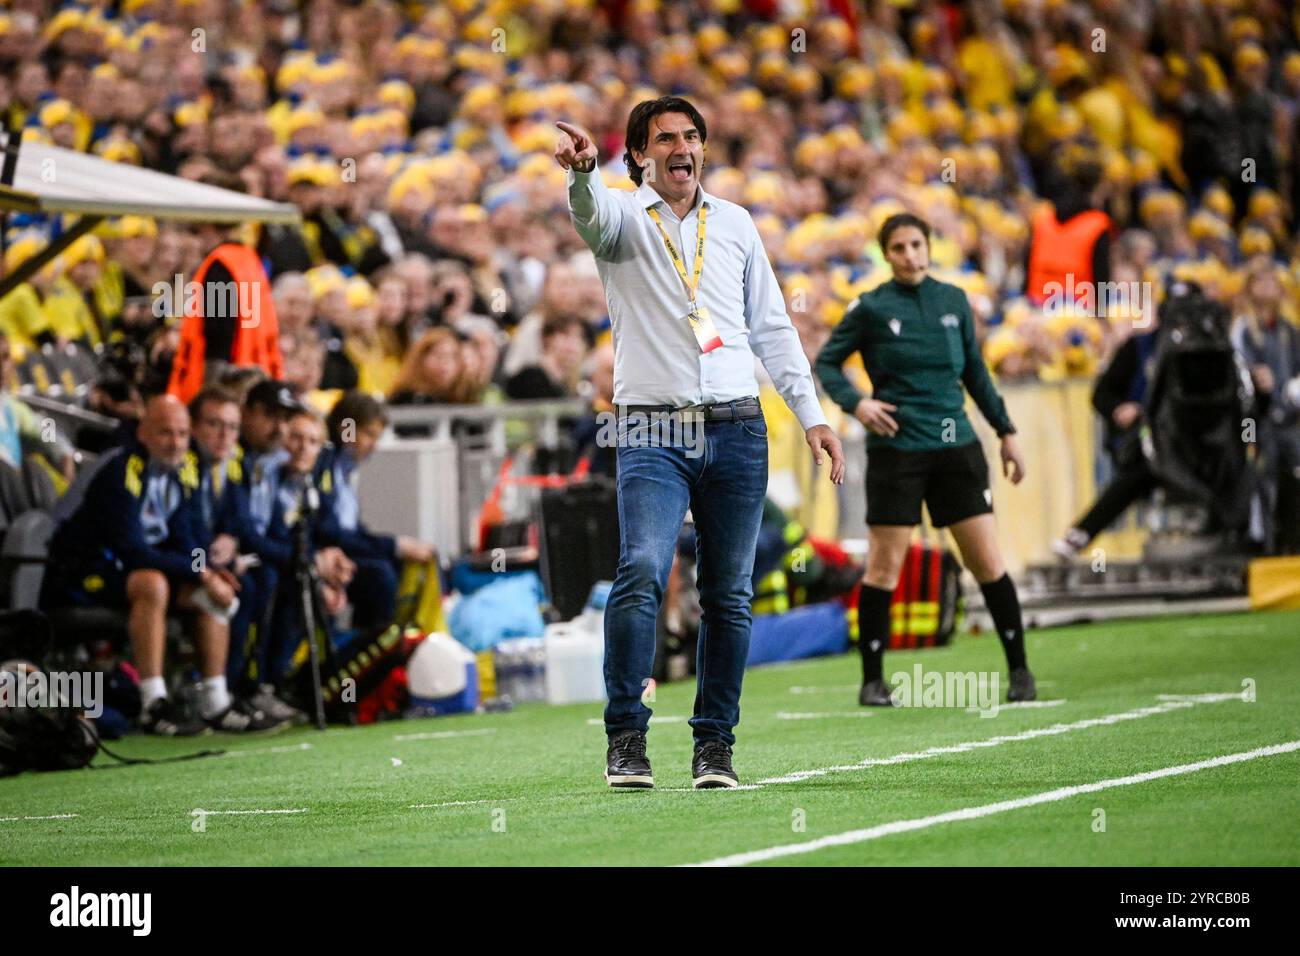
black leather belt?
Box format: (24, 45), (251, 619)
(618, 397), (762, 421)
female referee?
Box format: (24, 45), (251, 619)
(815, 212), (1036, 706)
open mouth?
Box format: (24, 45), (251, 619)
(668, 158), (693, 182)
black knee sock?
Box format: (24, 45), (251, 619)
(857, 584), (893, 683)
(980, 573), (1027, 671)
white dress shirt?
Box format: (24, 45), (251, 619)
(567, 166), (827, 430)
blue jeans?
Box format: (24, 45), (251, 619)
(604, 414), (769, 746)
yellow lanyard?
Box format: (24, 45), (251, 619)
(647, 204), (707, 309)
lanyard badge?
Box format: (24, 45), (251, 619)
(647, 205), (723, 353)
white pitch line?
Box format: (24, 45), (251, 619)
(0, 813), (79, 823)
(193, 808), (309, 816)
(776, 712), (875, 720)
(686, 740), (1300, 866)
(409, 799), (497, 809)
(392, 728), (497, 742)
(220, 742), (315, 758)
(1156, 693), (1251, 704)
(965, 699), (1067, 713)
(787, 685), (859, 695)
(755, 693), (1245, 786)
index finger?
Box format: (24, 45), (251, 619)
(555, 121), (586, 143)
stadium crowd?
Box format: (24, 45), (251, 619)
(1, 0), (1299, 730)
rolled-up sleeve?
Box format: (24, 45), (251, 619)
(566, 166), (626, 261)
(742, 216), (827, 430)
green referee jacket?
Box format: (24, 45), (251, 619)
(815, 275), (1015, 451)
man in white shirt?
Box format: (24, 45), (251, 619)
(556, 97), (844, 790)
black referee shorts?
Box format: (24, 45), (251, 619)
(865, 440), (993, 528)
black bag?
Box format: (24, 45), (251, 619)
(0, 611), (97, 775)
(0, 610), (221, 774)
(0, 706), (99, 776)
(538, 478), (620, 621)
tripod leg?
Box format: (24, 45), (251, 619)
(298, 570), (327, 730)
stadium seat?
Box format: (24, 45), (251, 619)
(21, 457), (58, 513)
(39, 344), (78, 396)
(0, 508), (54, 611)
(61, 342), (101, 390)
(0, 460), (33, 520)
(16, 351), (60, 399)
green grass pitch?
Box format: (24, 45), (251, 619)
(2, 609), (1297, 866)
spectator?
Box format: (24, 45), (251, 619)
(0, 233), (66, 353)
(504, 314), (588, 400)
(167, 222), (285, 404)
(573, 341), (617, 474)
(305, 266), (360, 391)
(271, 273), (315, 339)
(503, 260), (589, 378)
(389, 327), (463, 406)
(340, 277), (401, 397)
(1232, 259), (1300, 554)
(373, 267), (411, 367)
(0, 331), (76, 482)
(390, 253), (439, 343)
(1024, 158), (1114, 309)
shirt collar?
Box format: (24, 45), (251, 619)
(635, 181), (713, 216)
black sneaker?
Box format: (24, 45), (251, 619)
(859, 678), (897, 707)
(1007, 667), (1037, 702)
(604, 729), (653, 788)
(207, 698), (289, 733)
(692, 740), (739, 789)
(139, 697), (209, 737)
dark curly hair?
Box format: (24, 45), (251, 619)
(622, 96), (708, 186)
